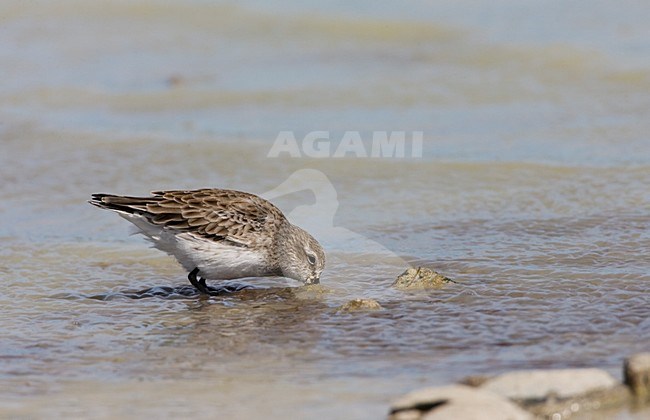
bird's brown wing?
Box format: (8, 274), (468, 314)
(91, 189), (285, 247)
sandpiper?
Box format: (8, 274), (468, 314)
(89, 188), (325, 293)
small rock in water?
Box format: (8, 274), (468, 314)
(337, 298), (383, 312)
(392, 267), (454, 290)
(624, 352), (650, 401)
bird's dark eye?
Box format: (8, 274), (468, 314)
(307, 253), (316, 265)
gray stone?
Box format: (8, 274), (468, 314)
(624, 352), (650, 400)
(337, 298), (383, 312)
(480, 369), (619, 401)
(390, 409), (421, 420)
(389, 384), (532, 420)
(392, 267), (454, 290)
(521, 384), (633, 419)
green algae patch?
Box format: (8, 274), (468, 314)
(337, 298), (384, 312)
(392, 267), (455, 290)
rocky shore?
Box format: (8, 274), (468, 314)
(389, 353), (649, 419)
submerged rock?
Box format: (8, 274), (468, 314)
(337, 298), (383, 312)
(625, 352), (650, 401)
(392, 267), (454, 290)
(389, 384), (532, 420)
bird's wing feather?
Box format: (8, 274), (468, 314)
(92, 189), (285, 247)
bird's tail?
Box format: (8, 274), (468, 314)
(88, 193), (159, 215)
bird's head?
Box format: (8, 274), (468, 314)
(277, 224), (325, 285)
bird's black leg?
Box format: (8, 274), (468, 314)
(188, 267), (211, 295)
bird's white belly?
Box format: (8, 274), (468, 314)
(173, 232), (270, 280)
(122, 213), (270, 280)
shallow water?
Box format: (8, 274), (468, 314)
(1, 1), (649, 418)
